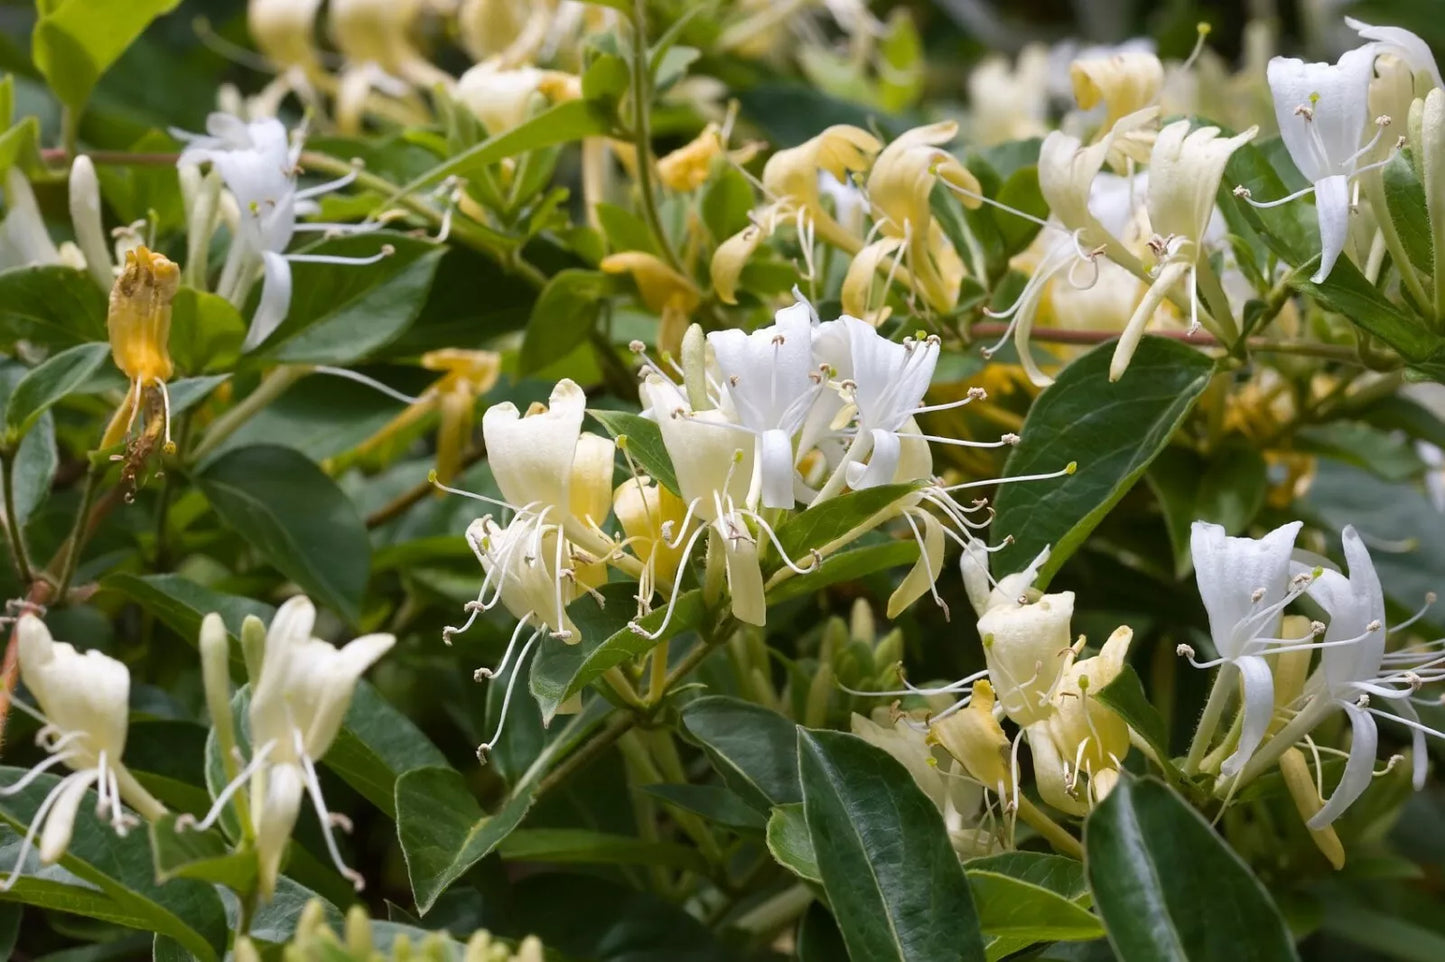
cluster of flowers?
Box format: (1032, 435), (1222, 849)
(850, 518), (1445, 863)
(0, 598), (392, 898)
(439, 300), (1063, 759)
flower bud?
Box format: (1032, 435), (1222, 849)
(68, 156), (113, 291)
(1420, 88), (1445, 299)
(1279, 747), (1346, 869)
(344, 903), (373, 957)
(240, 613), (268, 683)
(199, 613), (237, 762)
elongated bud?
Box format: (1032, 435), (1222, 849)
(344, 903), (373, 957)
(1420, 88), (1445, 315)
(516, 936), (545, 962)
(849, 597), (875, 645)
(199, 613), (237, 761)
(240, 613), (267, 682)
(804, 661), (834, 729)
(464, 930), (495, 962)
(69, 156), (113, 291)
(296, 898), (328, 939)
(181, 165), (223, 289)
(1279, 747), (1346, 869)
(108, 246), (178, 386)
(681, 323), (711, 411)
(234, 937), (262, 962)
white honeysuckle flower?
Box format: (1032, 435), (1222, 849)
(176, 112), (388, 350)
(707, 302), (824, 508)
(2, 616), (166, 888)
(0, 168), (64, 270)
(1254, 47), (1380, 283)
(979, 587), (1076, 728)
(968, 45), (1051, 146)
(1111, 120), (1255, 381)
(68, 156), (113, 290)
(1187, 520), (1307, 778)
(455, 63), (578, 136)
(1347, 17), (1443, 91)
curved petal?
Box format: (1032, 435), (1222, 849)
(1220, 655), (1276, 778)
(245, 250), (293, 351)
(1309, 702), (1377, 828)
(724, 524), (766, 626)
(39, 771), (101, 864)
(1310, 174), (1352, 283)
(1348, 17), (1444, 91)
(482, 378), (586, 515)
(758, 428), (797, 509)
(888, 510), (945, 618)
(844, 428), (900, 490)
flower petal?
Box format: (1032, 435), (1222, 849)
(1309, 701), (1378, 828)
(1220, 655), (1276, 778)
(1310, 174), (1352, 283)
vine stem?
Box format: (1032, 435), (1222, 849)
(189, 365), (307, 464)
(626, 0), (687, 277)
(0, 451), (33, 586)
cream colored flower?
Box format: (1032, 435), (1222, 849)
(762, 125), (880, 252)
(968, 45), (1050, 145)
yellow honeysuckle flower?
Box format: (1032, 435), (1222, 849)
(762, 124), (880, 252)
(656, 123), (761, 193)
(613, 475), (691, 605)
(456, 63), (581, 136)
(102, 246), (180, 452)
(1071, 51), (1165, 131)
(600, 252), (701, 355)
(930, 680), (1015, 797)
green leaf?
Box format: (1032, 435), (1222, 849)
(1297, 259), (1442, 368)
(798, 729), (985, 962)
(100, 572), (275, 643)
(8, 409), (57, 529)
(391, 99), (615, 198)
(774, 483), (923, 559)
(498, 829), (709, 872)
(798, 902), (850, 962)
(168, 288), (245, 376)
(587, 408), (681, 496)
(3, 342), (111, 445)
(595, 202), (657, 255)
(1147, 443), (1267, 577)
(33, 0), (182, 110)
(994, 165), (1047, 254)
(395, 767), (537, 915)
(992, 337), (1214, 585)
(1084, 774), (1298, 962)
(765, 540), (919, 606)
(682, 697), (802, 811)
(148, 815), (258, 890)
(195, 444), (371, 622)
(1383, 149), (1433, 274)
(258, 236), (445, 366)
(325, 680), (449, 817)
(0, 266), (107, 352)
(700, 165), (755, 241)
(0, 116), (41, 176)
(520, 270), (610, 374)
(0, 769), (227, 961)
(966, 869), (1102, 941)
(642, 783), (766, 832)
(1095, 665), (1173, 769)
(766, 803), (820, 882)
(1295, 422), (1426, 483)
(529, 581), (705, 722)
(1222, 137), (1317, 267)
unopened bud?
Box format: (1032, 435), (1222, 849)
(198, 613), (236, 761)
(240, 613), (267, 683)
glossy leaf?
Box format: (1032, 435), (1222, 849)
(3, 342), (111, 445)
(798, 730), (985, 962)
(1296, 259), (1443, 371)
(168, 288), (246, 376)
(520, 270), (613, 374)
(967, 869), (1102, 940)
(498, 829), (709, 872)
(1383, 150), (1433, 274)
(682, 697), (801, 811)
(0, 266), (108, 352)
(326, 680), (449, 817)
(257, 235), (445, 366)
(1095, 665), (1173, 768)
(33, 0), (182, 109)
(642, 783), (766, 832)
(8, 409), (57, 529)
(100, 572), (275, 643)
(395, 766), (537, 914)
(587, 409), (681, 497)
(766, 803), (819, 882)
(149, 815), (258, 890)
(1084, 774), (1298, 962)
(1148, 443), (1268, 578)
(195, 444), (371, 622)
(991, 337), (1214, 585)
(766, 540), (918, 605)
(774, 483), (923, 558)
(0, 769), (227, 961)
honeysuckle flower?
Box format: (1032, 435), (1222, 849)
(761, 124), (881, 252)
(600, 252), (701, 356)
(102, 246), (180, 452)
(1247, 47), (1379, 283)
(1348, 17), (1443, 91)
(1184, 520), (1308, 779)
(1035, 625), (1133, 812)
(710, 221), (768, 305)
(329, 0), (453, 133)
(707, 303), (824, 508)
(930, 680), (1016, 801)
(2, 616), (166, 888)
(455, 63), (580, 136)
(1070, 50), (1164, 125)
(0, 168), (71, 270)
(232, 596), (394, 895)
(177, 112), (390, 351)
(656, 123), (760, 193)
(978, 585), (1076, 728)
(68, 156), (113, 291)
(248, 0), (328, 117)
(614, 475), (690, 608)
(855, 121), (981, 313)
(968, 45), (1050, 146)
(1112, 119), (1255, 381)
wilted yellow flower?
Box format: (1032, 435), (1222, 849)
(600, 253), (701, 356)
(710, 221), (768, 305)
(614, 475), (691, 603)
(762, 124), (880, 252)
(1042, 625), (1133, 807)
(102, 246), (179, 451)
(360, 349), (501, 484)
(931, 680), (1015, 797)
(1071, 51), (1165, 131)
(657, 123), (760, 193)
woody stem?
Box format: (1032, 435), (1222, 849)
(0, 450), (33, 586)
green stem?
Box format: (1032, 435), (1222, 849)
(731, 884), (814, 937)
(0, 451), (33, 587)
(189, 365), (307, 464)
(535, 709), (637, 797)
(627, 1), (687, 277)
(53, 466), (104, 600)
(1183, 664), (1235, 775)
(1016, 796), (1084, 859)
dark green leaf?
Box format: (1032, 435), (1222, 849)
(797, 902), (850, 962)
(0, 769), (227, 961)
(1084, 774), (1298, 962)
(641, 783), (766, 831)
(33, 0), (182, 109)
(1222, 137), (1317, 267)
(195, 444), (371, 622)
(1298, 260), (1442, 369)
(100, 572), (275, 643)
(168, 288), (245, 376)
(994, 165), (1047, 254)
(992, 337), (1214, 585)
(682, 697), (802, 810)
(701, 165), (754, 241)
(1147, 443), (1267, 577)
(395, 767), (537, 914)
(966, 869), (1102, 941)
(9, 408), (56, 528)
(798, 729), (985, 962)
(521, 270), (610, 374)
(587, 409), (680, 496)
(774, 483), (923, 559)
(325, 681), (449, 817)
(258, 236), (444, 366)
(1095, 665), (1172, 769)
(3, 342), (111, 444)
(766, 540), (919, 605)
(1295, 422), (1426, 483)
(498, 828), (709, 872)
(766, 802), (819, 882)
(0, 266), (107, 352)
(148, 815), (258, 890)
